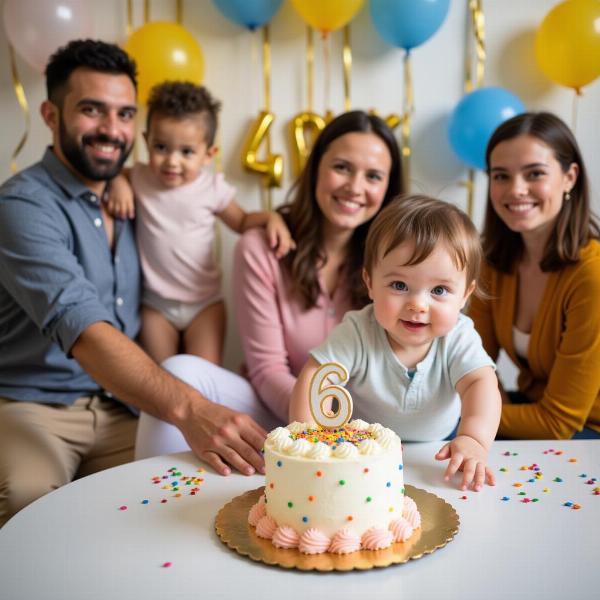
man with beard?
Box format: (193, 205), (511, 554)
(0, 40), (267, 527)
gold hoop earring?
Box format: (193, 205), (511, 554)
(564, 190), (571, 202)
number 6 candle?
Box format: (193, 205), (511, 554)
(308, 362), (353, 428)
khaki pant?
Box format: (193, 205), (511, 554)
(0, 396), (137, 528)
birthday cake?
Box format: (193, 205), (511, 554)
(247, 362), (420, 554)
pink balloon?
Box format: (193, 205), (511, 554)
(3, 0), (94, 72)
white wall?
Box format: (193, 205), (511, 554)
(1, 0), (598, 382)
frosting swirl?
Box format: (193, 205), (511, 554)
(358, 438), (382, 456)
(329, 529), (361, 554)
(374, 427), (400, 449)
(267, 427), (291, 446)
(306, 441), (331, 460)
(402, 497), (421, 529)
(298, 528), (331, 554)
(272, 525), (300, 549)
(389, 517), (413, 542)
(286, 438), (312, 456)
(368, 422), (385, 436)
(347, 418), (370, 431)
(287, 421), (312, 435)
(332, 441), (359, 459)
(361, 527), (394, 550)
(247, 501), (266, 526)
(255, 515), (278, 539)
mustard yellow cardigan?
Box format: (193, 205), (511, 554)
(469, 240), (600, 439)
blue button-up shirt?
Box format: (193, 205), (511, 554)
(0, 148), (141, 404)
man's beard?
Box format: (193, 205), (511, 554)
(58, 115), (132, 181)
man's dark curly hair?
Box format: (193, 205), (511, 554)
(146, 82), (221, 146)
(45, 39), (137, 107)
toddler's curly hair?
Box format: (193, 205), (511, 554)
(146, 81), (221, 146)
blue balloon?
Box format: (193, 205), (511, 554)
(213, 0), (283, 30)
(370, 0), (450, 50)
(448, 87), (526, 170)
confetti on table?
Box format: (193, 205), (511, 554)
(568, 458), (577, 463)
(162, 562), (172, 568)
(543, 487), (550, 493)
(141, 499), (149, 505)
(499, 467), (508, 472)
(513, 483), (523, 488)
(501, 496), (510, 501)
(460, 496), (468, 500)
(553, 477), (563, 483)
(119, 505), (128, 511)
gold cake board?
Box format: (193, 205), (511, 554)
(215, 485), (459, 572)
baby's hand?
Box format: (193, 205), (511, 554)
(435, 435), (495, 492)
(105, 174), (135, 220)
(266, 212), (296, 259)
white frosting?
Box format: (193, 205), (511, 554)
(286, 438), (312, 456)
(287, 421), (312, 434)
(358, 439), (382, 456)
(332, 442), (359, 459)
(263, 423), (404, 539)
(306, 442), (331, 460)
(347, 418), (370, 430)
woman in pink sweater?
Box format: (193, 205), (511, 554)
(135, 111), (404, 474)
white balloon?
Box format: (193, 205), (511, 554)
(3, 0), (94, 72)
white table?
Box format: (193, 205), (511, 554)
(1, 440), (599, 600)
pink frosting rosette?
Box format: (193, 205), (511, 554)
(402, 496), (421, 529)
(329, 528), (361, 554)
(389, 517), (414, 542)
(247, 501), (266, 526)
(272, 526), (300, 549)
(298, 528), (331, 554)
(255, 515), (278, 539)
(361, 527), (394, 550)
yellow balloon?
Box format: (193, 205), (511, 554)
(290, 0), (364, 34)
(125, 22), (204, 104)
(535, 0), (600, 91)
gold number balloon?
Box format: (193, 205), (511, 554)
(289, 111), (327, 176)
(241, 110), (283, 188)
(309, 362), (353, 429)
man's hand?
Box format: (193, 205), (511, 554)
(435, 434), (496, 492)
(177, 400), (267, 476)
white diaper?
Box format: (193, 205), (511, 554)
(142, 289), (222, 331)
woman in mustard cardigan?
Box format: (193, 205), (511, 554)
(469, 112), (600, 439)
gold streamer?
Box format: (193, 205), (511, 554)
(176, 0), (182, 24)
(342, 25), (352, 112)
(463, 0), (486, 218)
(306, 26), (314, 111)
(126, 0), (133, 37)
(144, 0), (150, 23)
(401, 51), (414, 181)
(263, 25), (272, 210)
(323, 31), (331, 115)
(8, 44), (30, 174)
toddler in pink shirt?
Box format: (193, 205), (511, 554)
(108, 82), (293, 364)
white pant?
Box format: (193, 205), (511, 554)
(134, 355), (282, 460)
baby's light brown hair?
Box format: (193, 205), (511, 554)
(364, 194), (483, 295)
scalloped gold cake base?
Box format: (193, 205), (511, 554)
(215, 485), (459, 572)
